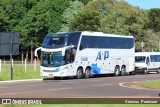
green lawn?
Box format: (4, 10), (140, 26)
(1, 104), (160, 107)
(137, 80), (160, 89)
(0, 64), (41, 81)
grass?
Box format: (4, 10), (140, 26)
(0, 64), (41, 81)
(1, 104), (160, 107)
(137, 80), (160, 89)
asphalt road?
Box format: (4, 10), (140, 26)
(0, 73), (160, 98)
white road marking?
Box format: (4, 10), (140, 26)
(0, 87), (9, 89)
(47, 87), (71, 91)
(94, 84), (112, 87)
(119, 82), (160, 90)
(0, 79), (42, 83)
(63, 81), (76, 83)
(88, 79), (103, 82)
(119, 82), (144, 89)
(0, 93), (16, 96)
(25, 84), (45, 87)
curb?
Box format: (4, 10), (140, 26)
(0, 79), (42, 83)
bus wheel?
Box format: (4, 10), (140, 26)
(76, 68), (83, 79)
(114, 66), (120, 76)
(121, 66), (126, 76)
(85, 68), (91, 78)
(129, 71), (135, 75)
(54, 77), (61, 80)
(143, 69), (148, 74)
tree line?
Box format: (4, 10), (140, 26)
(0, 0), (160, 61)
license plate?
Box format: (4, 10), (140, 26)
(48, 74), (53, 77)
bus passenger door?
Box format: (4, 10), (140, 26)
(64, 49), (75, 75)
(65, 49), (75, 64)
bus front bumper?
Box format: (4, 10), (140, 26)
(40, 69), (67, 77)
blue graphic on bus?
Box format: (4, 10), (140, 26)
(91, 64), (101, 74)
(51, 67), (61, 72)
(96, 51), (109, 61)
(55, 67), (61, 71)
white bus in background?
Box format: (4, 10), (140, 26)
(35, 31), (135, 79)
(135, 52), (160, 74)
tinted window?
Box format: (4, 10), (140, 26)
(43, 37), (66, 47)
(135, 56), (146, 63)
(41, 51), (64, 67)
(80, 36), (134, 49)
(146, 57), (150, 64)
(42, 32), (81, 49)
(67, 32), (81, 48)
(150, 55), (160, 62)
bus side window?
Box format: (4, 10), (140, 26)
(65, 49), (75, 64)
(146, 57), (149, 64)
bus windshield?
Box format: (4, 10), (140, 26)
(135, 56), (146, 63)
(42, 37), (66, 48)
(41, 48), (76, 67)
(41, 51), (64, 67)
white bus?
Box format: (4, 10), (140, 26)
(135, 52), (160, 74)
(35, 31), (135, 79)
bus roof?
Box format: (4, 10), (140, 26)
(81, 31), (134, 38)
(46, 31), (81, 37)
(135, 52), (160, 56)
(45, 31), (133, 38)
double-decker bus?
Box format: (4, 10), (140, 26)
(35, 31), (135, 79)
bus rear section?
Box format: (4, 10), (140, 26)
(75, 49), (135, 78)
(74, 32), (135, 78)
(135, 52), (160, 74)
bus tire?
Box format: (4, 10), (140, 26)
(85, 68), (91, 78)
(76, 68), (83, 79)
(143, 68), (148, 74)
(54, 77), (61, 80)
(121, 66), (126, 76)
(114, 66), (120, 76)
(129, 71), (135, 75)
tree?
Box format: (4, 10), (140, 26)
(70, 9), (100, 31)
(60, 0), (84, 32)
(78, 0), (92, 5)
(70, 0), (148, 51)
(14, 0), (71, 62)
(147, 8), (160, 32)
(0, 0), (31, 31)
(144, 30), (160, 51)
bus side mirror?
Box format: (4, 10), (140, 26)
(34, 47), (42, 57)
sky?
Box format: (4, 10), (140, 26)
(125, 0), (160, 10)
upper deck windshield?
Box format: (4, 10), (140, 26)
(41, 51), (64, 67)
(42, 36), (66, 48)
(42, 32), (81, 49)
(135, 56), (146, 63)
